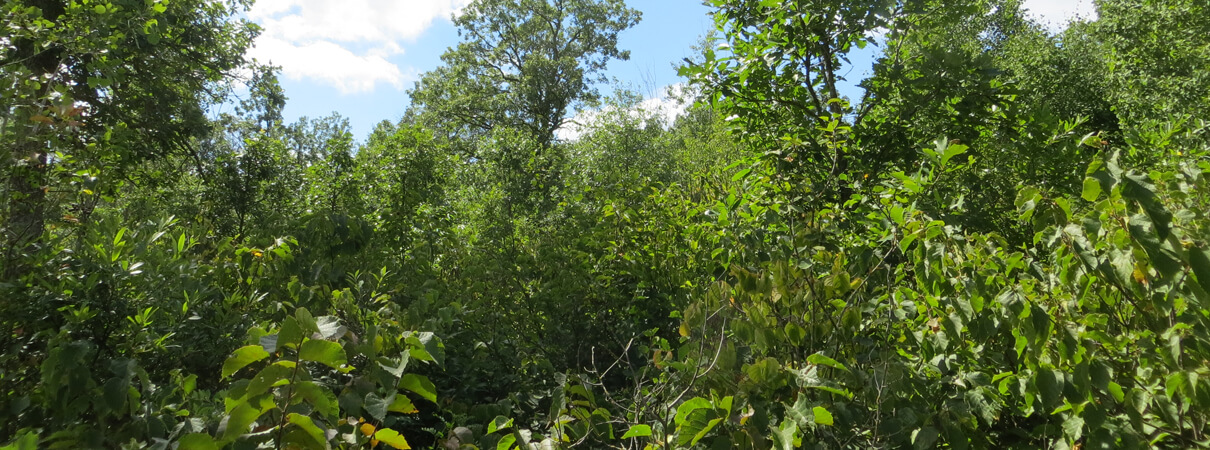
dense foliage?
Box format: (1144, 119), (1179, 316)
(3, 0), (1210, 448)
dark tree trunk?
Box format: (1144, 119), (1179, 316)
(4, 0), (65, 279)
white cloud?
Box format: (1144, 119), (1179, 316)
(246, 0), (470, 94)
(557, 84), (691, 141)
(1021, 0), (1097, 29)
(248, 37), (410, 94)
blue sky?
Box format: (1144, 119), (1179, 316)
(244, 0), (1095, 141)
(246, 0), (715, 139)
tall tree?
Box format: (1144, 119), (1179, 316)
(409, 0), (641, 151)
(1, 0), (257, 274)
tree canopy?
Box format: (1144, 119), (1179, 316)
(4, 0), (1210, 448)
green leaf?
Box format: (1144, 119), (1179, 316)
(912, 427), (940, 450)
(286, 413), (328, 449)
(246, 361), (296, 399)
(219, 402), (268, 443)
(295, 308), (319, 334)
(941, 143), (968, 166)
(364, 393), (390, 422)
(1121, 172), (1173, 239)
(784, 322), (806, 345)
(487, 416), (514, 434)
(786, 395), (812, 427)
(1190, 247), (1210, 294)
(291, 381), (338, 418)
(406, 332), (445, 366)
(812, 406), (834, 426)
(374, 428), (412, 449)
(495, 433), (517, 450)
(732, 167), (752, 181)
(771, 418), (799, 450)
(299, 339), (347, 370)
(1082, 177), (1102, 202)
(1127, 214), (1182, 278)
(807, 352), (849, 372)
(222, 345), (269, 379)
(690, 416), (724, 446)
(621, 424), (652, 439)
(674, 397), (711, 426)
(1166, 372), (1189, 400)
(399, 374), (437, 403)
(278, 317), (304, 349)
(177, 433), (219, 450)
(1108, 382), (1126, 403)
(315, 316), (345, 340)
(899, 233), (918, 253)
(389, 394), (418, 414)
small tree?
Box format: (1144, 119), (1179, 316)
(409, 0), (641, 151)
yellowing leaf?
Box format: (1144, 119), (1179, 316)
(813, 406), (834, 426)
(374, 428), (412, 449)
(1132, 266), (1148, 285)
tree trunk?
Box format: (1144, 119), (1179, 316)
(3, 0), (65, 279)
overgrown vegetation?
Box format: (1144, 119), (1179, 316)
(3, 0), (1210, 448)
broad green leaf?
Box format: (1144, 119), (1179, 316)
(771, 418), (799, 450)
(812, 406), (834, 426)
(1063, 414), (1085, 441)
(496, 433), (517, 450)
(374, 428), (412, 449)
(1121, 172), (1173, 239)
(674, 397), (711, 426)
(691, 416), (724, 446)
(488, 416), (514, 434)
(246, 361), (296, 399)
(621, 424), (652, 438)
(899, 233), (918, 253)
(1127, 214), (1182, 278)
(177, 433), (219, 450)
(316, 316), (345, 340)
(1108, 382), (1126, 403)
(378, 354), (410, 382)
(389, 394), (418, 414)
(941, 143), (967, 166)
(286, 413), (328, 449)
(278, 317), (304, 349)
(399, 374), (437, 403)
(364, 393), (390, 422)
(291, 381), (338, 418)
(912, 427), (939, 450)
(1190, 247), (1210, 294)
(1082, 177), (1102, 202)
(295, 308), (319, 334)
(222, 345), (269, 379)
(784, 322), (806, 345)
(219, 402), (268, 444)
(1166, 372), (1189, 400)
(787, 395), (812, 427)
(406, 332), (445, 366)
(299, 339), (347, 370)
(807, 353), (849, 372)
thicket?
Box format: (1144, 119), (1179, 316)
(3, 0), (1210, 448)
